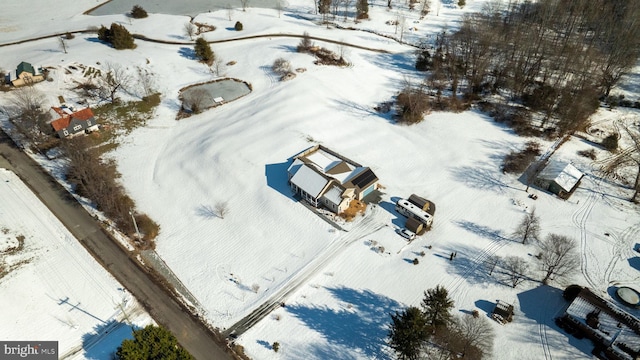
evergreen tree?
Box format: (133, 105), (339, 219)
(111, 23), (135, 50)
(116, 325), (194, 360)
(318, 0), (331, 15)
(131, 5), (148, 18)
(194, 37), (215, 65)
(97, 25), (111, 42)
(388, 306), (428, 360)
(421, 285), (454, 328)
(356, 0), (369, 19)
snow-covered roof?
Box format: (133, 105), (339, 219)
(566, 288), (640, 356)
(322, 184), (344, 206)
(539, 162), (584, 192)
(289, 164), (330, 198)
(287, 158), (304, 177)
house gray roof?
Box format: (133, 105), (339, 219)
(290, 164), (330, 198)
(322, 184), (344, 206)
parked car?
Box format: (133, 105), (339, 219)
(398, 228), (416, 241)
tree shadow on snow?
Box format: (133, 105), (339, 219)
(195, 204), (219, 219)
(330, 98), (382, 120)
(286, 287), (403, 359)
(450, 165), (520, 194)
(435, 242), (497, 287)
(256, 339), (272, 350)
(454, 219), (513, 243)
(178, 47), (196, 60)
(517, 285), (592, 358)
(81, 320), (139, 360)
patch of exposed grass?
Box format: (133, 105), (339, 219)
(93, 93), (161, 141)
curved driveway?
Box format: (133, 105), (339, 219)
(0, 130), (232, 360)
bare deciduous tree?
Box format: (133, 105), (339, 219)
(485, 255), (500, 276)
(226, 4), (233, 20)
(513, 207), (540, 244)
(420, 0), (431, 16)
(240, 0), (249, 11)
(502, 256), (529, 288)
(136, 67), (156, 98)
(453, 314), (495, 359)
(211, 57), (226, 77)
(272, 58), (292, 77)
(184, 22), (196, 40)
(59, 37), (68, 54)
(6, 87), (49, 144)
(215, 201), (229, 219)
(99, 63), (133, 103)
(275, 0), (286, 17)
(539, 234), (579, 284)
(183, 88), (208, 114)
(342, 0), (351, 22)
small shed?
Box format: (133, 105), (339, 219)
(405, 217), (424, 234)
(492, 300), (514, 324)
(408, 194), (429, 211)
(535, 162), (584, 199)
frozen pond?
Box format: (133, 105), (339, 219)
(89, 0), (278, 16)
(181, 79), (251, 111)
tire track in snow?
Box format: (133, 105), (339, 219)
(606, 222), (640, 284)
(223, 205), (385, 338)
(571, 174), (599, 289)
(447, 234), (509, 296)
(539, 321), (552, 360)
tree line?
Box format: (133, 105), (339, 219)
(389, 285), (494, 360)
(404, 0), (640, 134)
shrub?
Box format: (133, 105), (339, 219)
(272, 342), (280, 352)
(502, 141), (541, 174)
(272, 58), (292, 78)
(297, 32), (313, 53)
(234, 21), (243, 31)
(577, 149), (596, 160)
(130, 5), (148, 18)
(413, 258), (419, 265)
(135, 213), (159, 242)
(415, 50), (432, 71)
(356, 0), (369, 19)
(601, 134), (618, 152)
(396, 88), (430, 124)
(472, 309), (480, 318)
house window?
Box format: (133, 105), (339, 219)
(73, 124), (82, 131)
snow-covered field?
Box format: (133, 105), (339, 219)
(0, 169), (153, 359)
(2, 0), (640, 359)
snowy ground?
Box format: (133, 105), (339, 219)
(0, 169), (154, 359)
(2, 0), (640, 359)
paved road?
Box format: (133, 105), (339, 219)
(0, 129), (232, 360)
